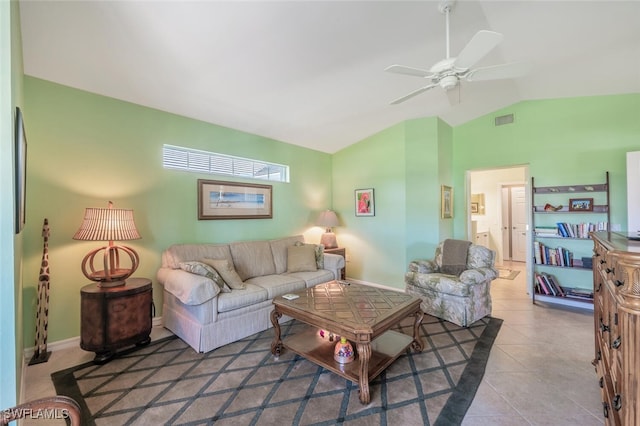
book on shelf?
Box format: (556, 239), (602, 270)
(534, 272), (565, 297)
(535, 226), (559, 237)
(548, 222), (610, 239)
(533, 241), (574, 267)
(565, 288), (594, 300)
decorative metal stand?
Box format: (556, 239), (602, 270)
(29, 218), (51, 365)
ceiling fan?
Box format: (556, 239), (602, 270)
(385, 0), (528, 105)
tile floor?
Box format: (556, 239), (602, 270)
(20, 261), (603, 425)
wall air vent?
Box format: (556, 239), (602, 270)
(495, 113), (514, 126)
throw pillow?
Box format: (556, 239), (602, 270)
(287, 244), (318, 273)
(201, 258), (246, 290)
(178, 261), (231, 293)
(294, 241), (324, 269)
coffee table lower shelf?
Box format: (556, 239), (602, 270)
(281, 326), (413, 386)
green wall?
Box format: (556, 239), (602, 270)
(331, 94), (639, 291)
(332, 117), (453, 288)
(19, 75), (640, 353)
(452, 95), (640, 235)
(22, 77), (333, 345)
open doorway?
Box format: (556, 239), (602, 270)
(467, 166), (529, 268)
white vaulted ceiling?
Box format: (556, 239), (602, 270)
(19, 1), (640, 153)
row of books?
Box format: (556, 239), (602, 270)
(534, 272), (594, 300)
(534, 222), (608, 239)
(533, 241), (574, 267)
(534, 272), (565, 296)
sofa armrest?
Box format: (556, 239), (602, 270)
(408, 259), (438, 274)
(323, 253), (345, 280)
(459, 267), (498, 285)
(157, 267), (220, 305)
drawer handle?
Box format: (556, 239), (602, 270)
(612, 336), (621, 349)
(606, 267), (614, 274)
(599, 377), (604, 388)
(600, 259), (606, 264)
(615, 280), (624, 287)
(600, 319), (609, 332)
(603, 402), (609, 418)
(597, 283), (602, 292)
(614, 394), (622, 411)
(597, 350), (602, 361)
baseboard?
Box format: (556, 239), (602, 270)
(22, 316), (164, 363)
(345, 277), (404, 293)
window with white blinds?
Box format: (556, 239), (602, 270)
(162, 144), (289, 183)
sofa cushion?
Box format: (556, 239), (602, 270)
(160, 268), (220, 305)
(202, 258), (245, 290)
(217, 284), (268, 313)
(229, 240), (276, 280)
(270, 235), (305, 274)
(287, 269), (334, 287)
(178, 261), (231, 293)
(244, 274), (305, 299)
(162, 243), (232, 269)
(293, 241), (325, 269)
(287, 244), (318, 273)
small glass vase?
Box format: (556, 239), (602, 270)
(334, 337), (355, 364)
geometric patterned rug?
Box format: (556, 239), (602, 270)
(52, 315), (502, 426)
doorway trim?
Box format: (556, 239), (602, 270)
(466, 165), (533, 298)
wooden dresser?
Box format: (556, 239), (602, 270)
(592, 231), (640, 425)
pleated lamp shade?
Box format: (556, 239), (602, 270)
(73, 202), (141, 286)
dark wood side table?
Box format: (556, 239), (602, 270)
(80, 277), (153, 364)
(324, 247), (346, 280)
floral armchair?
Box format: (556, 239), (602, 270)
(405, 240), (498, 327)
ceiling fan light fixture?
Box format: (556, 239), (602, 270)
(440, 75), (458, 91)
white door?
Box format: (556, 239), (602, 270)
(511, 186), (527, 262)
(501, 186), (510, 261)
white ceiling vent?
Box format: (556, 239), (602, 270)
(495, 113), (515, 126)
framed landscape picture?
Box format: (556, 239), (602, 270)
(441, 185), (453, 219)
(198, 179), (272, 220)
(355, 188), (375, 216)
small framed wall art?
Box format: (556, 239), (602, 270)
(198, 179), (272, 220)
(355, 188), (375, 217)
(569, 198), (593, 212)
(441, 185), (453, 219)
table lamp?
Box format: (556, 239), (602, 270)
(316, 209), (339, 249)
(73, 201), (141, 287)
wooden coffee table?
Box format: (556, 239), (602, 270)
(270, 281), (424, 404)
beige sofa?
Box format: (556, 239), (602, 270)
(157, 235), (345, 353)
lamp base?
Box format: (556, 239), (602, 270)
(81, 244), (139, 285)
(320, 232), (338, 249)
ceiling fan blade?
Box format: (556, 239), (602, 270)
(390, 84), (438, 105)
(385, 64), (433, 78)
(454, 30), (503, 70)
(466, 62), (530, 81)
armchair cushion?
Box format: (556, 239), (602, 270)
(440, 239), (472, 276)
